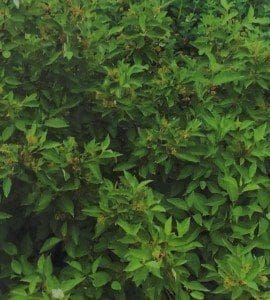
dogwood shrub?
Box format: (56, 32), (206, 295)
(1, 0), (270, 299)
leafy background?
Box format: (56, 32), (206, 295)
(0, 0), (270, 299)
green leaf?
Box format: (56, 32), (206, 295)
(45, 118), (68, 128)
(175, 153), (200, 163)
(230, 287), (242, 300)
(88, 163), (102, 181)
(193, 214), (203, 226)
(123, 171), (137, 188)
(61, 221), (67, 237)
(2, 50), (11, 58)
(71, 226), (79, 245)
(36, 192), (52, 212)
(92, 256), (102, 273)
(117, 219), (141, 236)
(254, 17), (270, 25)
(101, 135), (110, 150)
(15, 119), (27, 131)
(245, 281), (258, 291)
(2, 125), (15, 142)
(68, 261), (82, 272)
(246, 6), (254, 23)
(3, 242), (17, 255)
(111, 281), (121, 291)
(168, 198), (188, 211)
(190, 291), (204, 300)
(44, 256), (53, 277)
(220, 0), (231, 11)
(37, 255), (45, 272)
(221, 176), (239, 201)
(28, 275), (41, 294)
(91, 272), (111, 288)
(133, 268), (149, 286)
(177, 218), (190, 237)
(254, 124), (266, 143)
(23, 93), (39, 107)
(64, 50), (73, 60)
(242, 183), (260, 192)
(3, 177), (12, 198)
(145, 261), (162, 278)
(249, 162), (257, 178)
(0, 211), (12, 220)
(213, 71), (243, 85)
(257, 79), (269, 89)
(258, 218), (269, 237)
(5, 77), (21, 85)
(113, 162), (136, 171)
(46, 51), (61, 66)
(11, 260), (22, 274)
(186, 281), (209, 292)
(151, 205), (166, 212)
(61, 277), (85, 292)
(40, 237), (61, 253)
(164, 216), (172, 235)
(62, 198), (74, 217)
(108, 26), (124, 36)
(82, 207), (101, 217)
(139, 14), (146, 31)
(125, 260), (143, 272)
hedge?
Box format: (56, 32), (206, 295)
(1, 0), (270, 299)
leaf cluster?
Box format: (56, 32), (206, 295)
(0, 0), (270, 299)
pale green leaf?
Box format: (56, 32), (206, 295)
(3, 177), (12, 198)
(164, 216), (172, 235)
(111, 281), (121, 291)
(45, 118), (68, 128)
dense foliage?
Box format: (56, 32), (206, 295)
(1, 0), (270, 299)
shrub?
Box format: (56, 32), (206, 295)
(0, 0), (270, 299)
